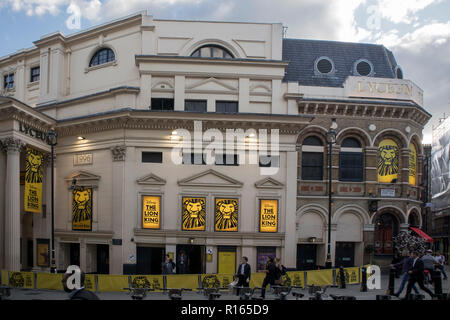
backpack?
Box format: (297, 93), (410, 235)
(281, 265), (287, 276)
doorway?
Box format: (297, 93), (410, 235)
(297, 244), (317, 270)
(136, 246), (165, 275)
(335, 242), (355, 267)
(96, 244), (110, 274)
(218, 246), (236, 274)
(176, 245), (205, 274)
(70, 243), (80, 266)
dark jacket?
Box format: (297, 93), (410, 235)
(393, 256), (415, 274)
(264, 262), (278, 283)
(69, 288), (100, 300)
(236, 263), (251, 280)
(410, 258), (426, 280)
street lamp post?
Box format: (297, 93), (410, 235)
(47, 130), (58, 273)
(325, 119), (337, 269)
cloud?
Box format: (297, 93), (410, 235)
(376, 0), (442, 24)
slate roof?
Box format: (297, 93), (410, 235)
(282, 38), (399, 87)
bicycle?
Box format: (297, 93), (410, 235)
(123, 286), (154, 300)
(164, 288), (192, 300)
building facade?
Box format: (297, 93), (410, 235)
(0, 11), (431, 274)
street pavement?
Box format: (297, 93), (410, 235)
(3, 267), (449, 300)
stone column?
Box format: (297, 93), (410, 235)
(400, 148), (410, 197)
(284, 151), (298, 268)
(174, 76), (185, 111)
(0, 145), (6, 269)
(111, 145), (126, 274)
(3, 138), (26, 271)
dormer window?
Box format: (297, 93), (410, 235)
(89, 48), (115, 67)
(314, 57), (334, 75)
(191, 45), (233, 59)
(395, 66), (403, 79)
(354, 59), (374, 76)
(3, 73), (14, 89)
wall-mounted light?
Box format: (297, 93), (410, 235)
(189, 238), (194, 245)
(308, 237), (317, 243)
(77, 136), (86, 140)
(170, 130), (180, 140)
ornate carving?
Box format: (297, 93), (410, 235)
(0, 137), (26, 153)
(111, 145), (126, 161)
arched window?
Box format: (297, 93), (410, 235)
(377, 139), (399, 183)
(374, 213), (399, 255)
(191, 45), (233, 59)
(89, 48), (115, 67)
(301, 136), (324, 181)
(339, 138), (364, 182)
(409, 143), (417, 186)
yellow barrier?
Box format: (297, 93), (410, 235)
(130, 275), (164, 292)
(84, 274), (96, 291)
(97, 274), (129, 292)
(9, 271), (34, 289)
(36, 273), (63, 290)
(201, 274), (234, 289)
(166, 274), (199, 290)
(344, 267), (360, 284)
(1, 270), (8, 286)
(249, 272), (266, 288)
(286, 271), (305, 288)
(306, 269), (333, 286)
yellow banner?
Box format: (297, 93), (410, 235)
(286, 271), (305, 288)
(97, 275), (129, 292)
(345, 267), (360, 284)
(36, 273), (62, 290)
(9, 271), (34, 289)
(72, 187), (93, 231)
(142, 196), (161, 229)
(84, 274), (96, 291)
(377, 139), (399, 183)
(249, 272), (266, 288)
(166, 274), (199, 290)
(306, 269), (333, 286)
(409, 143), (417, 186)
(182, 197), (206, 231)
(36, 240), (50, 267)
(1, 270), (8, 286)
(201, 274), (234, 289)
(24, 147), (43, 213)
(215, 198), (238, 232)
(130, 275), (164, 292)
(260, 199), (278, 232)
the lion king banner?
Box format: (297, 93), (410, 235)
(182, 197), (206, 231)
(377, 139), (399, 183)
(215, 198), (238, 232)
(24, 147), (43, 213)
(143, 196), (161, 229)
(409, 143), (417, 186)
(72, 187), (93, 231)
(259, 199), (278, 232)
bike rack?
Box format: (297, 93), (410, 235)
(123, 287), (154, 300)
(0, 286), (11, 300)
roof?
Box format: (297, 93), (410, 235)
(282, 38), (399, 87)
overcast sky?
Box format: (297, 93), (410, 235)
(1, 0), (449, 143)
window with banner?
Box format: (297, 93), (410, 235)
(257, 247), (276, 271)
(259, 199), (278, 233)
(215, 198), (238, 232)
(36, 239), (50, 267)
(182, 197), (206, 231)
(377, 139), (399, 183)
(142, 195), (161, 229)
(409, 143), (417, 186)
(72, 187), (93, 231)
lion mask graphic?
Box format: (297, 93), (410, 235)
(182, 198), (206, 230)
(378, 145), (399, 176)
(215, 199), (238, 231)
(72, 188), (92, 226)
(25, 150), (43, 183)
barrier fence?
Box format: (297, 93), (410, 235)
(0, 266), (368, 293)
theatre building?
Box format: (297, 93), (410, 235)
(0, 12), (431, 274)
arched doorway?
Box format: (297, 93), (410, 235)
(374, 213), (399, 256)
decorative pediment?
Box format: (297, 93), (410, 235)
(254, 177), (284, 189)
(64, 170), (100, 188)
(178, 169), (243, 188)
(186, 77), (237, 92)
(137, 173), (166, 185)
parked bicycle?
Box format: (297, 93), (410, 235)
(164, 288), (192, 300)
(123, 286), (154, 300)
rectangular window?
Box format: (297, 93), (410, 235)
(151, 98), (174, 111)
(339, 152), (364, 182)
(182, 153), (206, 165)
(30, 67), (40, 82)
(259, 155), (280, 168)
(142, 152), (163, 163)
(185, 100), (207, 112)
(257, 247), (276, 271)
(301, 152), (323, 180)
(216, 101), (238, 113)
(215, 154), (239, 166)
(3, 73), (14, 89)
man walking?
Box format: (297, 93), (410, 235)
(435, 251), (448, 280)
(390, 250), (419, 297)
(236, 256), (251, 296)
(404, 251), (435, 300)
(260, 257), (277, 299)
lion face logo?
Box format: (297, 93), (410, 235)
(378, 144), (399, 177)
(132, 276), (151, 289)
(182, 198), (206, 230)
(25, 148), (43, 183)
(72, 187), (92, 230)
(281, 274), (291, 287)
(10, 272), (25, 288)
(215, 199), (238, 231)
(202, 275), (220, 289)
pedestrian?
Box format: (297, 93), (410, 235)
(390, 250), (419, 297)
(62, 266), (99, 300)
(391, 252), (403, 278)
(235, 256), (251, 296)
(403, 251), (435, 300)
(434, 251), (448, 280)
(260, 257), (277, 299)
(422, 249), (438, 283)
(177, 250), (188, 274)
(162, 254), (175, 274)
(274, 258), (286, 285)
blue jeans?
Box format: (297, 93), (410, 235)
(396, 273), (418, 295)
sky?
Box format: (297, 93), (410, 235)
(0, 0), (449, 143)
